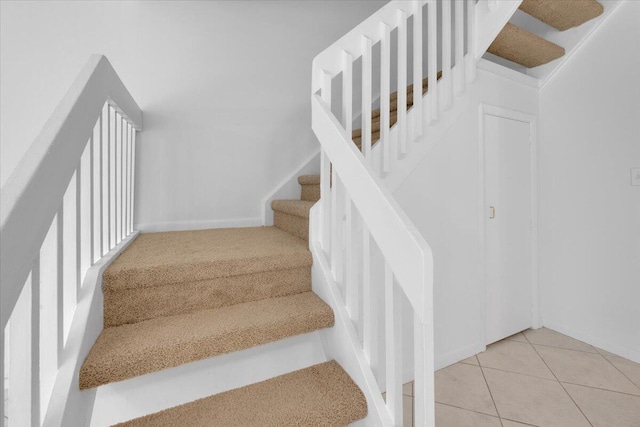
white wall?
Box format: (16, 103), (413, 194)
(538, 1), (640, 362)
(394, 66), (539, 368)
(0, 0), (387, 230)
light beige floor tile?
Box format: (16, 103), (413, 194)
(595, 347), (619, 357)
(460, 355), (479, 366)
(564, 382), (640, 427)
(535, 345), (640, 396)
(478, 340), (555, 380)
(501, 420), (537, 426)
(502, 419), (536, 427)
(435, 363), (497, 416)
(523, 328), (596, 353)
(483, 368), (590, 427)
(403, 381), (414, 396)
(435, 403), (501, 427)
(402, 394), (413, 427)
(505, 332), (528, 343)
(604, 355), (640, 389)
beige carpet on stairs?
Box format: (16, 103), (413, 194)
(81, 291), (333, 389)
(488, 22), (565, 68)
(102, 226), (312, 326)
(519, 0), (604, 31)
(115, 361), (367, 427)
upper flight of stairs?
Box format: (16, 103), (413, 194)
(80, 175), (366, 424)
(488, 0), (603, 68)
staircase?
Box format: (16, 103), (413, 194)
(0, 1), (611, 426)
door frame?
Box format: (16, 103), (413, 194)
(478, 104), (539, 348)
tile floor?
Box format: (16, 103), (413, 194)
(397, 328), (640, 426)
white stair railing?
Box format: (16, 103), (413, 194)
(311, 1), (480, 425)
(0, 54), (142, 427)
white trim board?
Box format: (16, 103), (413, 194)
(90, 331), (328, 427)
(478, 104), (539, 348)
(136, 217), (262, 233)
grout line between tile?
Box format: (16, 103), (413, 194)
(559, 380), (640, 398)
(436, 401), (502, 421)
(500, 416), (539, 426)
(478, 364), (504, 426)
(596, 354), (640, 394)
(527, 341), (598, 355)
(523, 332), (594, 427)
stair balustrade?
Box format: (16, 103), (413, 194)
(0, 55), (142, 427)
(310, 1), (480, 425)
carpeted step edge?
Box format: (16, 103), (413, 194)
(104, 266), (311, 327)
(115, 360), (367, 427)
(519, 0), (603, 31)
(488, 23), (565, 68)
(79, 292), (334, 389)
(297, 175), (320, 185)
(271, 200), (314, 219)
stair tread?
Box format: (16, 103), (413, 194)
(103, 226), (311, 291)
(519, 0), (603, 31)
(488, 22), (565, 68)
(80, 291), (334, 389)
(115, 360), (367, 426)
(271, 200), (315, 218)
(297, 174), (320, 185)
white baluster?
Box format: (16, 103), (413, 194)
(130, 128), (136, 233)
(362, 224), (377, 373)
(442, 0), (453, 110)
(30, 257), (40, 427)
(89, 133), (95, 264)
(124, 122), (130, 237)
(331, 171), (341, 283)
(414, 315), (435, 426)
(120, 116), (125, 241)
(56, 207), (64, 359)
(75, 162), (82, 299)
(345, 195), (356, 319)
(101, 106), (107, 256)
(362, 35), (373, 162)
(320, 150), (331, 255)
(8, 272), (33, 427)
(380, 22), (391, 174)
(385, 262), (403, 426)
(466, 0), (477, 82)
(413, 0), (424, 138)
(455, 0), (466, 94)
(427, 0), (438, 123)
(107, 106), (113, 250)
(397, 9), (408, 157)
(342, 50), (353, 138)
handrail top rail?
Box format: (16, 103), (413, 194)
(311, 0), (428, 93)
(312, 93), (433, 324)
(0, 54), (142, 329)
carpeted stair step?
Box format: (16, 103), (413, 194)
(115, 360), (367, 426)
(80, 291), (334, 389)
(488, 22), (565, 68)
(297, 175), (320, 202)
(102, 226), (312, 327)
(519, 0), (603, 31)
(271, 200), (314, 241)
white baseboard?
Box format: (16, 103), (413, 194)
(136, 217), (262, 233)
(543, 321), (640, 364)
(90, 331), (328, 427)
(435, 342), (486, 371)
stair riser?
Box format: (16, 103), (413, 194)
(274, 212), (309, 241)
(104, 267), (311, 327)
(300, 184), (320, 202)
